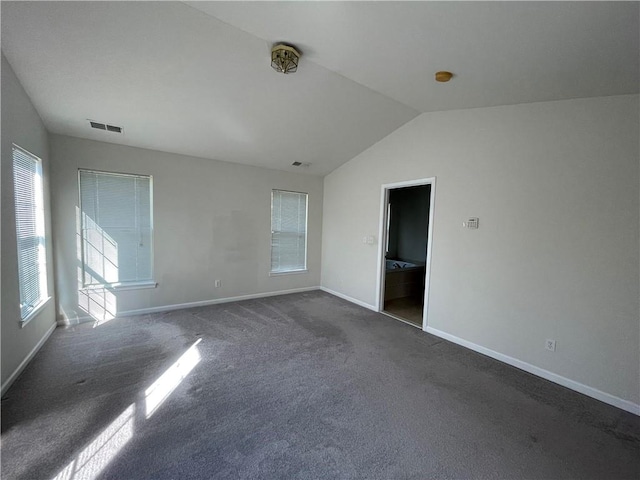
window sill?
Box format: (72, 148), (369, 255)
(20, 296), (52, 329)
(269, 269), (308, 277)
(81, 281), (158, 292)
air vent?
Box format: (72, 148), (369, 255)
(88, 120), (123, 134)
(291, 161), (311, 168)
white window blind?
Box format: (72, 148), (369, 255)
(271, 190), (307, 273)
(79, 170), (153, 287)
(12, 145), (48, 320)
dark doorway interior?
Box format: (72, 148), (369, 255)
(383, 184), (430, 327)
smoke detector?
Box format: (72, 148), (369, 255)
(435, 71), (454, 82)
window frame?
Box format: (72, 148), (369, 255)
(12, 144), (50, 326)
(78, 168), (155, 290)
(270, 189), (309, 275)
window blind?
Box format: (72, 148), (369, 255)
(79, 170), (153, 286)
(271, 190), (307, 273)
(12, 145), (48, 319)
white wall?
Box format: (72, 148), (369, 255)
(50, 135), (323, 323)
(321, 95), (640, 410)
(1, 54), (57, 390)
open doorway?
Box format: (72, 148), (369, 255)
(377, 178), (435, 329)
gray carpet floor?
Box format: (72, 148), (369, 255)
(1, 291), (639, 479)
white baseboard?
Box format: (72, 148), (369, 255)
(59, 286), (322, 325)
(319, 287), (378, 311)
(1, 321), (57, 396)
(425, 326), (640, 416)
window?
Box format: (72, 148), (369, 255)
(271, 190), (308, 274)
(12, 145), (48, 321)
(79, 170), (153, 288)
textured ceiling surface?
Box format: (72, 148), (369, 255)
(2, 1), (638, 175)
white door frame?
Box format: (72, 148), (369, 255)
(376, 177), (436, 331)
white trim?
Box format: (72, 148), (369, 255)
(81, 281), (157, 292)
(423, 180), (436, 331)
(20, 296), (52, 328)
(59, 286), (322, 325)
(269, 269), (309, 277)
(320, 287), (377, 311)
(124, 286), (320, 316)
(426, 326), (640, 416)
(1, 322), (57, 396)
(376, 188), (389, 313)
(376, 177), (436, 331)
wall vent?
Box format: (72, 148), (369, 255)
(88, 120), (123, 134)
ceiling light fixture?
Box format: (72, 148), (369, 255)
(271, 44), (301, 74)
(435, 71), (453, 82)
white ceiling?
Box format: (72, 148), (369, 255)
(2, 2), (638, 176)
(192, 1), (639, 113)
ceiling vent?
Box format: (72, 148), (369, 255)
(291, 161), (311, 168)
(89, 120), (123, 134)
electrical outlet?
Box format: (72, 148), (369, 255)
(215, 280), (221, 288)
(545, 339), (556, 352)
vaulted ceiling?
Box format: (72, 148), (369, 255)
(2, 1), (638, 175)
